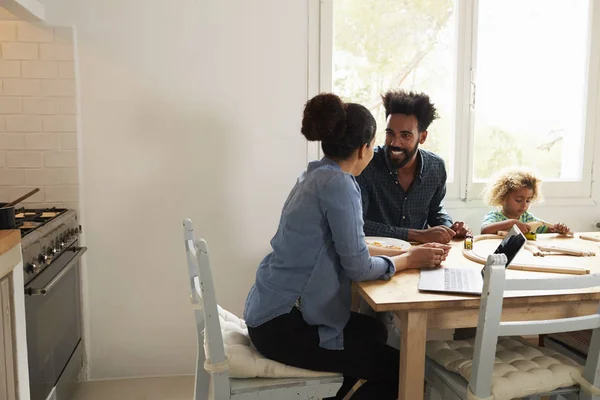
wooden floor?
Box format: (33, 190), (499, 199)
(71, 375), (194, 400)
(70, 336), (543, 400)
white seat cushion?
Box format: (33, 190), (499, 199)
(426, 337), (583, 400)
(205, 306), (339, 379)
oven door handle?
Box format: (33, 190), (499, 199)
(27, 246), (87, 296)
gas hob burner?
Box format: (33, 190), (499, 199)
(15, 207), (68, 237)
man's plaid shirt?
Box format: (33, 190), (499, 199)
(356, 146), (453, 241)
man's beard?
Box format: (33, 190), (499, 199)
(385, 141), (419, 170)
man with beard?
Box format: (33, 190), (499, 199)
(357, 89), (470, 244)
(357, 90), (474, 344)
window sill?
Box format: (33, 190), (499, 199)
(445, 197), (598, 209)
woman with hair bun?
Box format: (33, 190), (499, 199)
(244, 93), (450, 399)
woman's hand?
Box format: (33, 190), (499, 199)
(420, 242), (452, 257)
(367, 244), (406, 257)
(404, 243), (451, 269)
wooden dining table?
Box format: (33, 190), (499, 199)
(355, 232), (600, 400)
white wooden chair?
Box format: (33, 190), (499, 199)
(425, 253), (600, 400)
(183, 219), (343, 400)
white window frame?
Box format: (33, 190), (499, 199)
(310, 0), (600, 206)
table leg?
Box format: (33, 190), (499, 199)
(397, 310), (428, 400)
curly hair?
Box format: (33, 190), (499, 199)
(381, 90), (439, 132)
(484, 169), (543, 207)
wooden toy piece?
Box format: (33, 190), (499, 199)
(524, 243), (543, 256)
(528, 220), (574, 237)
(579, 234), (600, 243)
(526, 241), (595, 257)
(507, 264), (589, 275)
(462, 234), (591, 275)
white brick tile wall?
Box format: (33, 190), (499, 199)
(44, 151), (77, 167)
(58, 98), (75, 114)
(45, 185), (78, 202)
(6, 115), (42, 131)
(17, 23), (53, 43)
(52, 27), (73, 44)
(26, 133), (58, 150)
(0, 168), (25, 185)
(0, 97), (21, 113)
(40, 79), (75, 96)
(43, 115), (76, 132)
(26, 202), (62, 209)
(24, 168), (78, 186)
(40, 43), (73, 61)
(2, 78), (41, 95)
(22, 61), (57, 78)
(0, 22), (16, 41)
(60, 133), (77, 150)
(22, 98), (57, 114)
(7, 186), (44, 203)
(0, 133), (25, 149)
(2, 42), (38, 60)
(60, 168), (78, 184)
(1, 22), (78, 208)
(0, 8), (18, 20)
(6, 151), (42, 168)
(25, 169), (61, 185)
(0, 60), (20, 77)
(57, 62), (74, 79)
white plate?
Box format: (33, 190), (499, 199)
(365, 236), (411, 251)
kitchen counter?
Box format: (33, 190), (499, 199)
(0, 229), (29, 400)
(0, 230), (21, 278)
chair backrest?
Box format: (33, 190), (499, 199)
(469, 254), (600, 400)
(183, 219), (232, 399)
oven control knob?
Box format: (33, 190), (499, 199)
(51, 247), (58, 255)
(59, 241), (65, 249)
(38, 254), (48, 264)
(27, 262), (40, 274)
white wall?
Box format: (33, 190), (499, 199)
(42, 0), (311, 379)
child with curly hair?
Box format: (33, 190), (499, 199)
(481, 169), (570, 235)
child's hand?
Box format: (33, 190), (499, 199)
(550, 223), (570, 234)
(515, 221), (531, 234)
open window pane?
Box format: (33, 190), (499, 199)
(472, 0), (590, 182)
(332, 0), (457, 181)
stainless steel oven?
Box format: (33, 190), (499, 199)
(20, 209), (85, 400)
(25, 242), (86, 400)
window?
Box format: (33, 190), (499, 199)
(332, 0), (457, 184)
(313, 0), (600, 202)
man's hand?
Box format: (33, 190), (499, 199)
(450, 221), (471, 238)
(416, 226), (456, 244)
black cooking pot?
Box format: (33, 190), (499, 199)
(0, 203), (16, 230)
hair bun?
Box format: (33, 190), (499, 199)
(301, 93), (347, 142)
